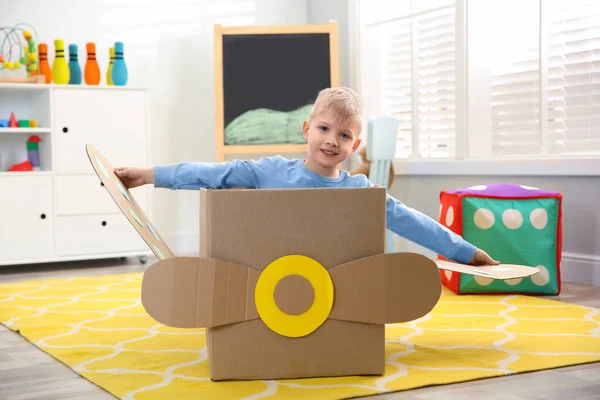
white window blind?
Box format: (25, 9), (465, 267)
(359, 0), (457, 159)
(488, 0), (599, 156)
(416, 6), (456, 158)
(547, 0), (600, 155)
(379, 19), (413, 157)
(489, 0), (540, 156)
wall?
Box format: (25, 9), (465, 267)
(307, 0), (350, 87)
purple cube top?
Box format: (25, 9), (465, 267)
(449, 183), (560, 198)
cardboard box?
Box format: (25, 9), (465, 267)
(85, 143), (541, 381)
(201, 187), (387, 380)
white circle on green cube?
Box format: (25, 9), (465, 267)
(502, 209), (523, 229)
(531, 265), (550, 286)
(474, 276), (493, 286)
(474, 208), (495, 229)
(504, 278), (523, 286)
(128, 207), (144, 228)
(96, 157), (110, 179)
(530, 208), (548, 230)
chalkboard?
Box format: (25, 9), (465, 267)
(214, 22), (339, 161)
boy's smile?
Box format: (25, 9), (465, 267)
(302, 111), (361, 178)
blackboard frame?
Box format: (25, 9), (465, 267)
(214, 21), (340, 162)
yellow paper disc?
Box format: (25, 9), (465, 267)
(255, 255), (334, 338)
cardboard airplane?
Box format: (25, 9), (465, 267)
(86, 143), (540, 379)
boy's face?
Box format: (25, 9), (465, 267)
(302, 111), (361, 170)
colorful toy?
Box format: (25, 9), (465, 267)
(438, 183), (562, 295)
(52, 39), (69, 84)
(9, 112), (17, 127)
(0, 24), (39, 78)
(84, 42), (100, 85)
(111, 41), (127, 85)
(106, 46), (114, 85)
(68, 44), (82, 84)
(38, 43), (51, 83)
(9, 160), (33, 172)
(27, 135), (42, 170)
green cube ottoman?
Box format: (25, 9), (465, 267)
(438, 184), (562, 295)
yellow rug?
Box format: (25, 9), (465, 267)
(1, 273), (599, 400)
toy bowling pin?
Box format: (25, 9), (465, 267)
(27, 135), (42, 171)
(84, 42), (100, 85)
(68, 44), (82, 84)
(111, 41), (128, 86)
(51, 39), (69, 84)
(38, 43), (52, 83)
(106, 46), (114, 85)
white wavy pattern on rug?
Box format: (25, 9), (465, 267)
(1, 273), (599, 400)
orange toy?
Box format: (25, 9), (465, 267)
(84, 42), (100, 85)
(38, 43), (51, 83)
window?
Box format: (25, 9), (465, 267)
(546, 0), (600, 155)
(358, 0), (457, 159)
(355, 0), (600, 160)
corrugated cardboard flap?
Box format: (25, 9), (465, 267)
(328, 252), (442, 324)
(141, 256), (260, 329)
(434, 259), (540, 279)
(141, 252), (539, 330)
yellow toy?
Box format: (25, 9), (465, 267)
(0, 24), (39, 77)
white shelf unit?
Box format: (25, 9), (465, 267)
(0, 83), (152, 266)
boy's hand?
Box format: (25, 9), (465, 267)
(469, 248), (500, 266)
(114, 167), (154, 188)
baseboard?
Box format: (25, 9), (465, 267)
(561, 252), (600, 287)
(163, 233), (199, 256)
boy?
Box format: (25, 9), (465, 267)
(115, 87), (498, 266)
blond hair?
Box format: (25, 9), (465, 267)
(309, 87), (363, 133)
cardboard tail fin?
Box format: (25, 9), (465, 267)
(433, 259), (540, 279)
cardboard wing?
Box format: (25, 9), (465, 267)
(86, 143), (541, 337)
(85, 143), (174, 261)
(433, 259), (539, 280)
(140, 252), (443, 334)
(139, 252), (540, 335)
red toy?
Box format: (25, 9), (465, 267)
(9, 160), (34, 171)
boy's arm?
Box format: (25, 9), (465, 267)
(153, 157), (277, 190)
(384, 193), (477, 264)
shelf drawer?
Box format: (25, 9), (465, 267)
(57, 174), (148, 215)
(56, 213), (147, 256)
(53, 89), (147, 173)
(0, 175), (54, 262)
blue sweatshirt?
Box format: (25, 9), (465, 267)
(154, 155), (477, 264)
